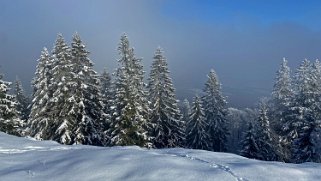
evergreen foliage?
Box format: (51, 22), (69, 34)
(108, 34), (149, 147)
(255, 100), (278, 161)
(240, 122), (260, 159)
(70, 33), (103, 145)
(100, 69), (114, 144)
(186, 96), (210, 150)
(0, 74), (21, 136)
(147, 48), (184, 148)
(28, 48), (54, 140)
(14, 78), (31, 121)
(203, 69), (229, 152)
(292, 117), (321, 163)
(181, 98), (191, 141)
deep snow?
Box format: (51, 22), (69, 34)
(0, 132), (320, 181)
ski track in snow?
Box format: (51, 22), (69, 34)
(163, 150), (248, 181)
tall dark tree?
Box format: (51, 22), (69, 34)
(147, 48), (184, 148)
(100, 68), (114, 145)
(108, 34), (149, 147)
(292, 117), (321, 163)
(203, 69), (229, 152)
(14, 78), (31, 121)
(240, 122), (260, 159)
(186, 96), (210, 150)
(181, 98), (191, 142)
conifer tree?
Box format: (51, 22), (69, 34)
(0, 73), (21, 136)
(14, 78), (31, 121)
(255, 100), (278, 161)
(70, 33), (103, 145)
(292, 116), (321, 163)
(100, 69), (113, 119)
(240, 122), (260, 159)
(186, 96), (210, 150)
(181, 99), (191, 124)
(108, 34), (149, 147)
(271, 58), (293, 133)
(147, 48), (184, 148)
(271, 58), (294, 161)
(283, 59), (320, 160)
(100, 68), (114, 144)
(48, 34), (76, 144)
(28, 48), (54, 140)
(203, 69), (229, 152)
(181, 98), (191, 142)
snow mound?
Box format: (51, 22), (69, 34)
(0, 132), (320, 181)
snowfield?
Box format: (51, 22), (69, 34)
(0, 132), (320, 181)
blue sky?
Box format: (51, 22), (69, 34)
(1, 0), (321, 107)
(162, 1), (321, 29)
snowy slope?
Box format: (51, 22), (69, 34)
(0, 132), (320, 181)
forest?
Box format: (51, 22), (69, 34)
(1, 33), (320, 164)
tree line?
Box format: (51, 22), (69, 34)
(0, 33), (320, 164)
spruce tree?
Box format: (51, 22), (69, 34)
(240, 122), (260, 159)
(108, 34), (149, 147)
(271, 58), (293, 133)
(100, 69), (113, 119)
(0, 73), (22, 136)
(70, 33), (103, 145)
(203, 69), (229, 152)
(271, 58), (294, 161)
(14, 78), (31, 121)
(186, 96), (210, 150)
(284, 59), (320, 161)
(28, 48), (54, 140)
(100, 68), (114, 145)
(181, 99), (191, 124)
(292, 116), (320, 163)
(256, 100), (278, 161)
(48, 34), (76, 144)
(181, 98), (191, 142)
(147, 48), (184, 148)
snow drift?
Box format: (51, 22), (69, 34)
(0, 132), (320, 181)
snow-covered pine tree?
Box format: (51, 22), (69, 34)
(288, 59), (321, 163)
(181, 99), (191, 124)
(255, 100), (278, 161)
(186, 96), (210, 150)
(292, 116), (321, 163)
(47, 34), (77, 144)
(311, 59), (321, 119)
(100, 69), (113, 119)
(270, 58), (294, 161)
(271, 58), (293, 133)
(181, 98), (191, 142)
(108, 34), (149, 147)
(202, 69), (229, 152)
(284, 59), (320, 161)
(14, 78), (31, 121)
(70, 33), (104, 146)
(147, 47), (184, 148)
(0, 73), (22, 136)
(240, 122), (260, 159)
(100, 68), (114, 145)
(28, 48), (54, 140)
